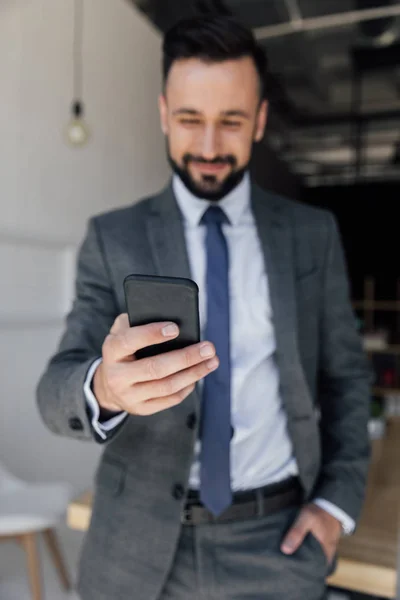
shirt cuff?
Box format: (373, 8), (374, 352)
(84, 357), (127, 440)
(313, 498), (355, 535)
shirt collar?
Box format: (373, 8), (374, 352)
(172, 170), (251, 227)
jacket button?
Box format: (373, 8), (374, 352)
(172, 483), (185, 500)
(69, 417), (84, 431)
(186, 412), (197, 430)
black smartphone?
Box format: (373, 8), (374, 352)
(123, 274), (200, 360)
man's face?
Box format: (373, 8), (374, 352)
(159, 56), (268, 200)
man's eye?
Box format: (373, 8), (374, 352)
(222, 121), (241, 128)
(180, 119), (201, 125)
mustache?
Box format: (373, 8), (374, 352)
(183, 154), (237, 167)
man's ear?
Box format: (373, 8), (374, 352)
(254, 99), (268, 142)
(158, 93), (169, 136)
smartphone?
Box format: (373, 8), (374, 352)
(123, 274), (200, 360)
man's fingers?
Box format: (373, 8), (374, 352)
(129, 342), (217, 384)
(281, 509), (311, 554)
(132, 384), (196, 416)
(129, 355), (219, 401)
(103, 320), (180, 362)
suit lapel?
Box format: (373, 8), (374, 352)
(145, 181), (200, 416)
(251, 183), (309, 419)
(146, 180), (192, 280)
(251, 184), (298, 355)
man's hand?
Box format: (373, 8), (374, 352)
(93, 313), (219, 415)
(281, 503), (342, 565)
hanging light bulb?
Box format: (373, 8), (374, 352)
(65, 0), (90, 147)
(66, 100), (90, 146)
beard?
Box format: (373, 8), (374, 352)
(167, 144), (249, 202)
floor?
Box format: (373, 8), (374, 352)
(0, 524), (350, 600)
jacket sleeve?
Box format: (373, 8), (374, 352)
(36, 217), (121, 442)
(312, 212), (373, 525)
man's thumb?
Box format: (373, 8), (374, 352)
(281, 515), (309, 555)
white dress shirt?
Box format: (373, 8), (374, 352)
(84, 171), (354, 534)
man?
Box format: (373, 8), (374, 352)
(37, 14), (371, 600)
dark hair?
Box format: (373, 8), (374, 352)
(162, 15), (270, 100)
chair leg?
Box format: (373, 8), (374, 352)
(20, 533), (42, 600)
(42, 528), (71, 591)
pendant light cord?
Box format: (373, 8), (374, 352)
(73, 0), (84, 104)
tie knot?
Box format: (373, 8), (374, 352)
(201, 206), (230, 226)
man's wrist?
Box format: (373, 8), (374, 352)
(84, 358), (127, 441)
(98, 405), (122, 421)
(93, 362), (121, 414)
(312, 498), (355, 536)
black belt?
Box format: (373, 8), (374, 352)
(181, 476), (303, 525)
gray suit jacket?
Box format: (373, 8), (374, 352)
(36, 180), (371, 600)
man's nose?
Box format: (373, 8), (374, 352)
(199, 127), (220, 160)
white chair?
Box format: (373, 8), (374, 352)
(0, 461), (73, 600)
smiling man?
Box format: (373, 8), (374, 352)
(161, 51), (267, 200)
(37, 14), (371, 600)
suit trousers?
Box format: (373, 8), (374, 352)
(158, 505), (330, 600)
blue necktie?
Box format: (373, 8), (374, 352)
(199, 205), (232, 516)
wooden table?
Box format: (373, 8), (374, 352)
(327, 417), (400, 598)
(68, 418), (400, 598)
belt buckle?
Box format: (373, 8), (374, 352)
(181, 506), (192, 525)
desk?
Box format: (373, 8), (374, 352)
(327, 417), (400, 598)
(68, 418), (400, 598)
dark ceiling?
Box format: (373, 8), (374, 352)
(130, 0), (400, 186)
